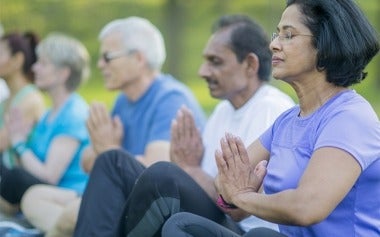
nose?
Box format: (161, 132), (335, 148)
(198, 63), (210, 79)
(269, 38), (281, 52)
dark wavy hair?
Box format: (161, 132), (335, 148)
(1, 31), (39, 82)
(286, 0), (380, 87)
(212, 14), (272, 82)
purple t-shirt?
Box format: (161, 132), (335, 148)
(260, 90), (380, 237)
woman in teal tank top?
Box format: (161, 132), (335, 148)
(0, 33), (91, 220)
(0, 32), (45, 171)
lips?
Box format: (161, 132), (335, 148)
(272, 56), (283, 66)
(205, 79), (218, 90)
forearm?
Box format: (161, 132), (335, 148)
(137, 141), (171, 168)
(19, 151), (56, 184)
(81, 146), (97, 173)
(182, 166), (218, 201)
(231, 189), (318, 226)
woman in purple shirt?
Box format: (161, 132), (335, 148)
(161, 0), (380, 237)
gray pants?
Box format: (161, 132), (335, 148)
(162, 212), (287, 237)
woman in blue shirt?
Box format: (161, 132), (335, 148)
(0, 33), (90, 219)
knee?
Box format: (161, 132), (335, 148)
(92, 149), (134, 172)
(21, 184), (47, 217)
(139, 162), (178, 184)
(52, 201), (80, 236)
(162, 212), (192, 234)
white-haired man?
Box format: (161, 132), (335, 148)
(20, 16), (205, 237)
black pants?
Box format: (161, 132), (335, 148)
(73, 149), (145, 237)
(120, 161), (243, 237)
(0, 163), (44, 204)
(73, 149), (242, 237)
(162, 212), (287, 237)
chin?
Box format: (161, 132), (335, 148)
(271, 70), (285, 81)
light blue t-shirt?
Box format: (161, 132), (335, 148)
(111, 74), (206, 155)
(260, 89), (380, 237)
(28, 93), (89, 193)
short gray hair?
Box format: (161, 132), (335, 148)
(99, 16), (166, 70)
(36, 33), (90, 91)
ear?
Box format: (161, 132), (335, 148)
(245, 52), (260, 77)
(57, 66), (71, 83)
(133, 50), (148, 68)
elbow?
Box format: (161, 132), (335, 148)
(289, 203), (327, 226)
(45, 176), (60, 185)
(43, 171), (61, 185)
(81, 159), (93, 173)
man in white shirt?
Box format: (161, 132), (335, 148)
(75, 14), (295, 237)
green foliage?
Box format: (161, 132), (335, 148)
(1, 0), (379, 115)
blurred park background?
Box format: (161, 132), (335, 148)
(1, 0), (379, 116)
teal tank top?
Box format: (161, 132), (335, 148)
(0, 84), (39, 168)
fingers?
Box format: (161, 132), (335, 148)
(220, 133), (238, 170)
(174, 106), (197, 140)
(113, 115), (124, 141)
(170, 118), (179, 143)
(87, 102), (109, 129)
(254, 160), (268, 179)
(181, 106), (196, 138)
(215, 149), (228, 171)
(235, 136), (250, 165)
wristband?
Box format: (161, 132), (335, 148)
(13, 141), (28, 157)
(216, 194), (238, 209)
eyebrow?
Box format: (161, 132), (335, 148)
(276, 25), (296, 32)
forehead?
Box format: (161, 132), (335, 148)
(203, 29), (234, 57)
(277, 4), (310, 33)
(100, 32), (124, 51)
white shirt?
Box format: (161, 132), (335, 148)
(200, 84), (295, 232)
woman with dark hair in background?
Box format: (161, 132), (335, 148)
(0, 33), (91, 229)
(0, 31), (45, 214)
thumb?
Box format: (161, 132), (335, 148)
(254, 160), (268, 182)
(113, 116), (124, 138)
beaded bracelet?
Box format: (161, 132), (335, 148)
(216, 194), (238, 210)
(13, 141), (28, 157)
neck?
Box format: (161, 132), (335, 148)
(297, 82), (346, 117)
(48, 87), (71, 111)
(5, 73), (30, 96)
(122, 70), (158, 102)
(230, 80), (264, 110)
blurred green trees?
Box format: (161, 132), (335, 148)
(1, 0), (379, 115)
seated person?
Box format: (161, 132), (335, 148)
(0, 33), (91, 223)
(162, 0), (380, 237)
(73, 14), (294, 237)
(20, 16), (206, 237)
(0, 31), (45, 179)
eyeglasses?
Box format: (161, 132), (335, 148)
(271, 31), (313, 42)
(100, 50), (135, 64)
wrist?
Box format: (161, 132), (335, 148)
(13, 141), (28, 157)
(217, 194), (238, 210)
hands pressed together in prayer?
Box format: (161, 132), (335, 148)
(7, 107), (34, 147)
(215, 133), (268, 206)
(87, 102), (123, 155)
(170, 106), (204, 168)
